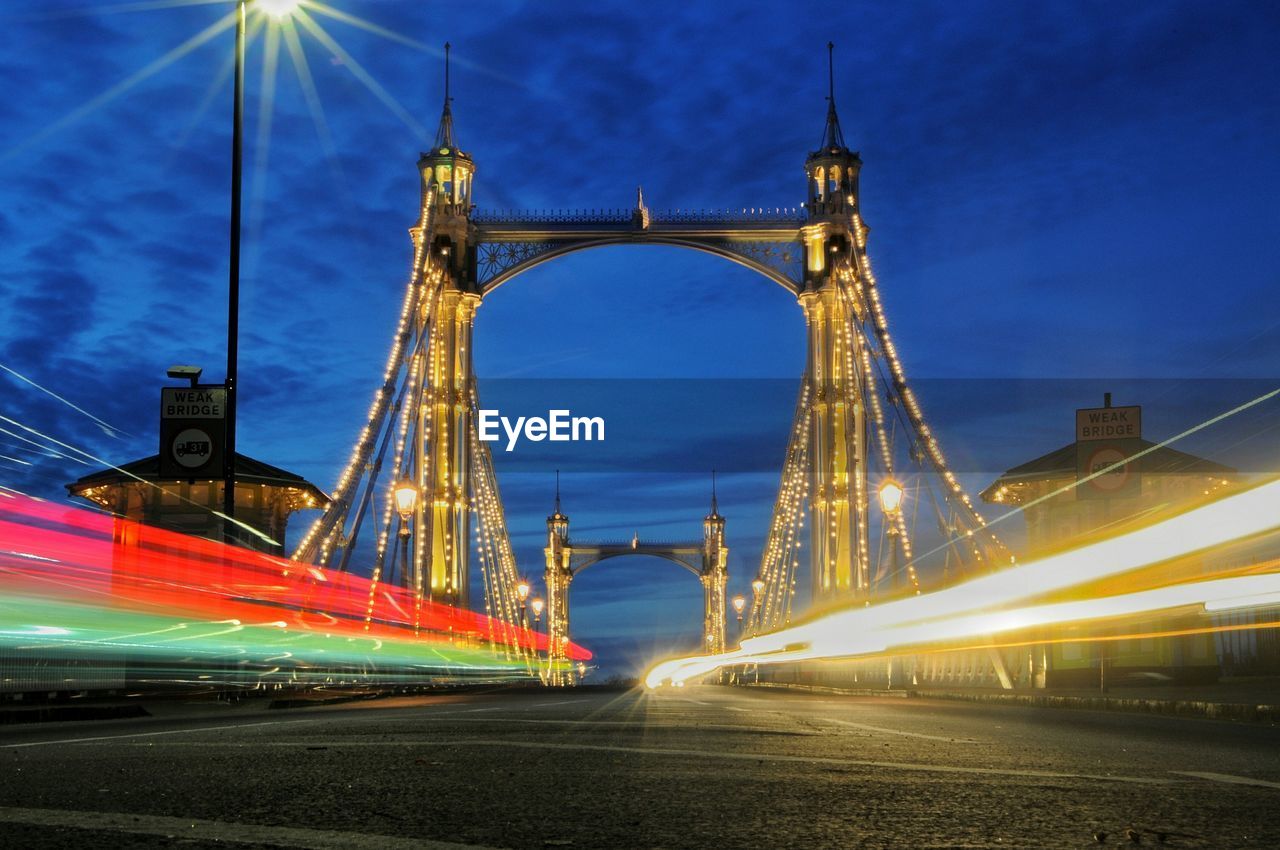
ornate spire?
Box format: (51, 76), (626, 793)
(554, 468), (561, 515)
(817, 41), (847, 151)
(633, 185), (650, 229)
(434, 42), (455, 148)
(705, 469), (723, 522)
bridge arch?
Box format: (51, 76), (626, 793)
(476, 235), (803, 296)
(571, 548), (704, 580)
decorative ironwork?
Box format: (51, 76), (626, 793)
(470, 207), (807, 226)
(705, 239), (803, 284)
(476, 241), (561, 284)
(650, 208), (807, 225)
(475, 235), (804, 287)
(471, 209), (633, 225)
(567, 541), (704, 577)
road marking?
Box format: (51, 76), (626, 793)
(1, 718), (319, 750)
(1172, 771), (1280, 790)
(448, 740), (1171, 784)
(429, 718), (819, 734)
(0, 805), (497, 850)
(530, 699), (582, 708)
(177, 737), (1158, 785)
(821, 717), (980, 744)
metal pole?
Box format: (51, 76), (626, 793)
(223, 0), (246, 541)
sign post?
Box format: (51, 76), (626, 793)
(1074, 402), (1141, 500)
(158, 386), (227, 482)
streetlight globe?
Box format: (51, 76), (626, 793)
(530, 598), (544, 618)
(732, 595), (746, 615)
(878, 479), (904, 515)
(257, 0), (301, 19)
(393, 478), (418, 522)
(751, 578), (765, 595)
(517, 580), (531, 601)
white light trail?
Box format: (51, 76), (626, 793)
(647, 477), (1280, 687)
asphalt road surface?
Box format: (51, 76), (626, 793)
(2, 685), (1279, 849)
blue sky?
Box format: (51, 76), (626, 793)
(1, 1), (1278, 675)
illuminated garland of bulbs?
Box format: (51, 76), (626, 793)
(845, 214), (1008, 565)
(839, 279), (919, 593)
(293, 187), (440, 564)
(751, 384), (812, 635)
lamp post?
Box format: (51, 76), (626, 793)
(516, 579), (531, 656)
(749, 578), (765, 626)
(529, 597), (545, 680)
(878, 479), (904, 593)
(749, 579), (766, 684)
(878, 479), (904, 688)
(730, 594), (746, 684)
(394, 478), (417, 586)
(222, 0), (300, 543)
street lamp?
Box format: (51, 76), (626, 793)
(530, 597), (544, 624)
(879, 479), (904, 595)
(732, 595), (746, 622)
(393, 478), (418, 528)
(222, 0), (301, 542)
(878, 479), (904, 516)
(391, 478), (417, 587)
(517, 579), (531, 632)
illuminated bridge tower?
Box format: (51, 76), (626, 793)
(543, 485), (572, 685)
(543, 480), (731, 685)
(414, 45), (479, 609)
(701, 478), (729, 654)
(798, 47), (870, 603)
(292, 44), (535, 650)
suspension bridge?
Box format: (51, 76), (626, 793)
(290, 45), (1008, 685)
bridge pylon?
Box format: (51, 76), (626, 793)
(796, 75), (871, 603)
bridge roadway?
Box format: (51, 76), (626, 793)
(1, 685), (1278, 848)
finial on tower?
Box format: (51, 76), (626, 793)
(633, 185), (650, 229)
(817, 42), (846, 151)
(434, 42), (456, 148)
(827, 41), (835, 104)
(554, 468), (561, 514)
(711, 469), (718, 515)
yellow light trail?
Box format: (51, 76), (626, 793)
(647, 477), (1280, 687)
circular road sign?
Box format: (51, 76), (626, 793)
(172, 427), (214, 469)
(1086, 446), (1130, 492)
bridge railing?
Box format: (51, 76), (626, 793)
(470, 207), (807, 226)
